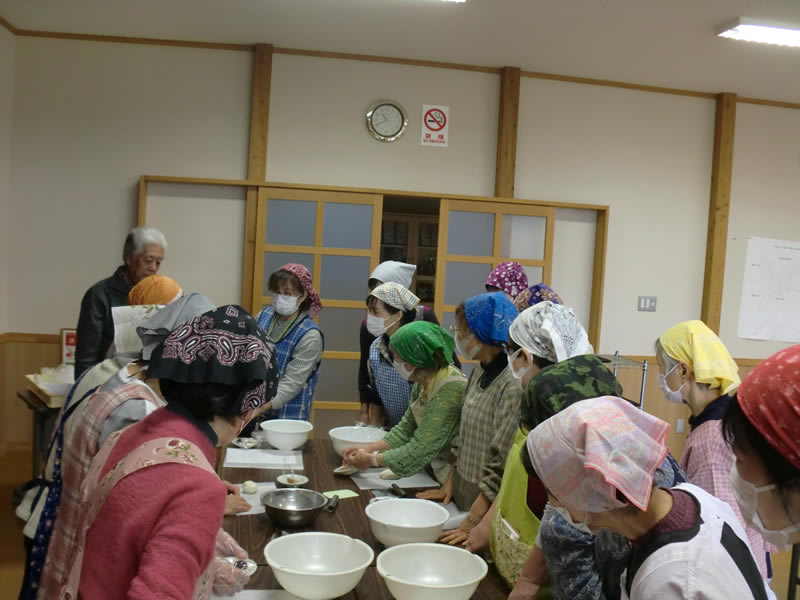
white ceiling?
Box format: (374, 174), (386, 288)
(2, 0), (800, 102)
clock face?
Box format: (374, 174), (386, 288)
(366, 100), (408, 142)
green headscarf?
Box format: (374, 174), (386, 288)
(521, 354), (623, 430)
(390, 321), (455, 368)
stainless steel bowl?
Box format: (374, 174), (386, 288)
(260, 488), (332, 527)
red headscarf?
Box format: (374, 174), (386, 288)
(278, 263), (323, 318)
(738, 345), (800, 469)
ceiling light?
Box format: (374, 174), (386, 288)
(441, 0), (466, 3)
(718, 17), (800, 48)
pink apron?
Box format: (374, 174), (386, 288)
(58, 431), (217, 599)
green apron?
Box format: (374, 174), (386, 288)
(489, 428), (551, 597)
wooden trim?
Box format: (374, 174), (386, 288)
(588, 208), (609, 350)
(314, 401), (361, 411)
(0, 14), (18, 35)
(137, 175), (147, 226)
(241, 188), (258, 311)
(370, 195), (384, 274)
(442, 304), (459, 313)
(444, 254), (546, 267)
(521, 70), (716, 100)
(272, 46), (501, 74)
(262, 244), (371, 258)
(15, 28), (253, 52)
(322, 351), (360, 360)
(251, 188), (268, 311)
(142, 175), (610, 211)
(737, 97), (800, 111)
(701, 93), (737, 334)
(491, 213), (503, 258)
(0, 332), (61, 344)
(434, 199), (451, 321)
(495, 67), (521, 198)
(542, 206), (556, 285)
(247, 44), (272, 181)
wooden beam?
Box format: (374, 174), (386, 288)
(14, 28), (252, 51)
(241, 188), (258, 311)
(588, 208), (609, 350)
(494, 67), (521, 198)
(521, 70), (715, 100)
(0, 14), (18, 35)
(701, 92), (737, 333)
(247, 43), (273, 181)
(137, 175), (147, 226)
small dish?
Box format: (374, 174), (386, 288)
(232, 437), (258, 449)
(276, 473), (309, 489)
(224, 556), (257, 577)
(333, 464), (359, 476)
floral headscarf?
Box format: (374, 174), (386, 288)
(486, 261), (529, 298)
(390, 321), (455, 368)
(148, 305), (279, 413)
(464, 292), (518, 347)
(514, 283), (563, 310)
(276, 263), (323, 318)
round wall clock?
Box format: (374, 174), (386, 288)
(366, 100), (408, 142)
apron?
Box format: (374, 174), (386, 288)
(490, 428), (550, 597)
(409, 372), (463, 485)
(57, 432), (216, 600)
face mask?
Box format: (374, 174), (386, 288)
(366, 314), (399, 337)
(273, 294), (299, 316)
(551, 505), (595, 536)
(658, 363), (685, 404)
(730, 464), (800, 550)
(393, 359), (415, 381)
(455, 332), (480, 360)
(507, 348), (531, 387)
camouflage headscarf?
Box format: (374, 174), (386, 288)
(521, 354), (623, 430)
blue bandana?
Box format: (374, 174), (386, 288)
(464, 292), (517, 346)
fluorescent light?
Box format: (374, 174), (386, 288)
(718, 17), (800, 48)
(441, 0), (466, 3)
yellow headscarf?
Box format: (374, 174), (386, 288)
(658, 320), (740, 394)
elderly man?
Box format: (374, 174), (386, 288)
(74, 226), (166, 378)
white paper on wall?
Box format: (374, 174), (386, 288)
(737, 236), (800, 343)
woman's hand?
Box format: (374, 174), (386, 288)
(416, 473), (453, 504)
(221, 481), (252, 515)
(344, 448), (375, 470)
(508, 574), (540, 600)
(211, 556), (249, 596)
(440, 518), (473, 546)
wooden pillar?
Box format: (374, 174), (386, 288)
(701, 92), (737, 333)
(494, 66), (521, 198)
(242, 44), (273, 311)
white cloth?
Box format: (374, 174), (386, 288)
(622, 483), (775, 600)
(509, 301), (592, 363)
(369, 261), (416, 289)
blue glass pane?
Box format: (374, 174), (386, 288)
(265, 199), (317, 246)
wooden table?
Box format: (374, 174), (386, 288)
(17, 390), (61, 477)
(219, 439), (509, 599)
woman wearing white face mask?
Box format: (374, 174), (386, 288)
(723, 345), (800, 553)
(524, 396), (775, 600)
(655, 320), (772, 578)
(364, 282), (427, 428)
(343, 321), (465, 482)
(254, 263), (324, 422)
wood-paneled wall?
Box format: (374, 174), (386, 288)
(0, 334), (61, 453)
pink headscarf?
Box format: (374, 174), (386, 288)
(486, 261), (528, 298)
(738, 345), (800, 470)
(526, 396), (669, 512)
(278, 263), (323, 318)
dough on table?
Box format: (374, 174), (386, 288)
(242, 480), (258, 494)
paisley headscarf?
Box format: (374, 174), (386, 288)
(148, 305), (279, 413)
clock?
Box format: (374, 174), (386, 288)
(366, 100), (408, 142)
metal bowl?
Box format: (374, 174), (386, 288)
(260, 488), (330, 528)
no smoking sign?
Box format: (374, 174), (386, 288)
(421, 104), (449, 147)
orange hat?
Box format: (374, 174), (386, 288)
(128, 274), (182, 306)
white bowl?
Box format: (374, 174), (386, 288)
(365, 498), (450, 547)
(264, 532), (374, 600)
(329, 426), (387, 457)
(260, 419), (313, 450)
(377, 543), (488, 600)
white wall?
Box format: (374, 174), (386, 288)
(146, 183), (246, 308)
(515, 78), (716, 354)
(8, 37), (252, 333)
(0, 27), (15, 334)
(719, 103), (800, 358)
(267, 54), (499, 197)
(552, 208), (596, 333)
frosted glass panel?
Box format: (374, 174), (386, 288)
(522, 266), (543, 288)
(263, 252), (314, 295)
(323, 203), (373, 249)
(447, 211), (494, 256)
(442, 311), (456, 333)
(445, 262), (492, 306)
(500, 215), (546, 260)
(265, 199), (316, 246)
(315, 359), (358, 403)
(319, 255), (371, 301)
(317, 307), (366, 353)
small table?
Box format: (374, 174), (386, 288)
(220, 439), (508, 599)
(17, 390), (61, 477)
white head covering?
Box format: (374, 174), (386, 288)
(509, 301), (592, 363)
(370, 261), (416, 289)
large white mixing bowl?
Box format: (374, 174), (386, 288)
(365, 498), (449, 547)
(259, 419), (313, 450)
(328, 426), (387, 457)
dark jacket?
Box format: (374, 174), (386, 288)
(74, 266), (132, 379)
